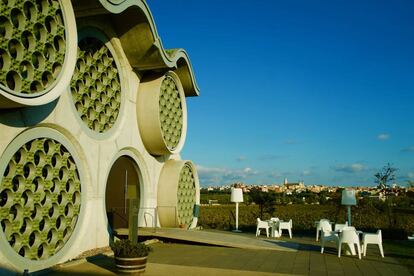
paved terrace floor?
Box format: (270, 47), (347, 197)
(44, 229), (413, 276)
(115, 227), (298, 252)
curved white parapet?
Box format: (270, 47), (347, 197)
(137, 71), (187, 156)
(157, 160), (200, 229)
(0, 0), (77, 108)
(96, 0), (200, 97)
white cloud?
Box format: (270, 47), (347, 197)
(332, 163), (366, 173)
(284, 139), (299, 145)
(301, 170), (311, 176)
(258, 154), (282, 161)
(401, 146), (414, 153)
(268, 171), (282, 178)
(196, 165), (258, 186)
(196, 165), (227, 174)
(236, 156), (246, 162)
(377, 133), (390, 140)
(407, 172), (414, 178)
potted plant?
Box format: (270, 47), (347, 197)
(111, 239), (152, 274)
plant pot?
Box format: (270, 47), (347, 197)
(114, 256), (148, 274)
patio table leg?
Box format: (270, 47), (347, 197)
(271, 225), (280, 237)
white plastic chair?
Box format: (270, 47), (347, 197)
(362, 230), (384, 257)
(316, 219), (331, 241)
(338, 228), (361, 259)
(320, 229), (339, 254)
(256, 218), (270, 237)
(334, 222), (348, 232)
(278, 219), (292, 238)
(342, 226), (356, 231)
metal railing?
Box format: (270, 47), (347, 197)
(106, 205), (201, 233)
(139, 207), (158, 233)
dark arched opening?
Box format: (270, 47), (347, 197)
(105, 156), (140, 231)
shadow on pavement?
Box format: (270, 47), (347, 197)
(85, 254), (118, 273)
(262, 239), (320, 252)
(43, 254), (117, 276)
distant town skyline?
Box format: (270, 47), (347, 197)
(151, 0), (414, 187)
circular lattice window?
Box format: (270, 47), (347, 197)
(0, 138), (81, 260)
(159, 76), (183, 151)
(70, 36), (121, 133)
(177, 163), (196, 226)
(137, 72), (187, 156)
(0, 0), (67, 96)
(157, 160), (199, 228)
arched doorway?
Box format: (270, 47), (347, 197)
(105, 156), (140, 231)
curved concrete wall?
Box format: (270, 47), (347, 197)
(0, 0), (200, 272)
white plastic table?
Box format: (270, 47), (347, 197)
(267, 220), (280, 238)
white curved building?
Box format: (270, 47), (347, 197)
(0, 0), (200, 272)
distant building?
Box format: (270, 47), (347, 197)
(283, 178), (305, 191)
(308, 185), (324, 193)
(258, 185), (267, 192)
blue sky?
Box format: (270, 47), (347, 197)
(150, 0), (414, 187)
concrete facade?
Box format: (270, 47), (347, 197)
(0, 0), (200, 272)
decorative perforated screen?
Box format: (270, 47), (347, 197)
(0, 138), (81, 260)
(0, 0), (66, 95)
(70, 37), (121, 133)
(177, 163), (195, 226)
(159, 75), (183, 150)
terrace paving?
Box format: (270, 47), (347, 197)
(45, 229), (413, 276)
(115, 227), (298, 252)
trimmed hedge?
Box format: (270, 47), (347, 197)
(199, 204), (414, 239)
